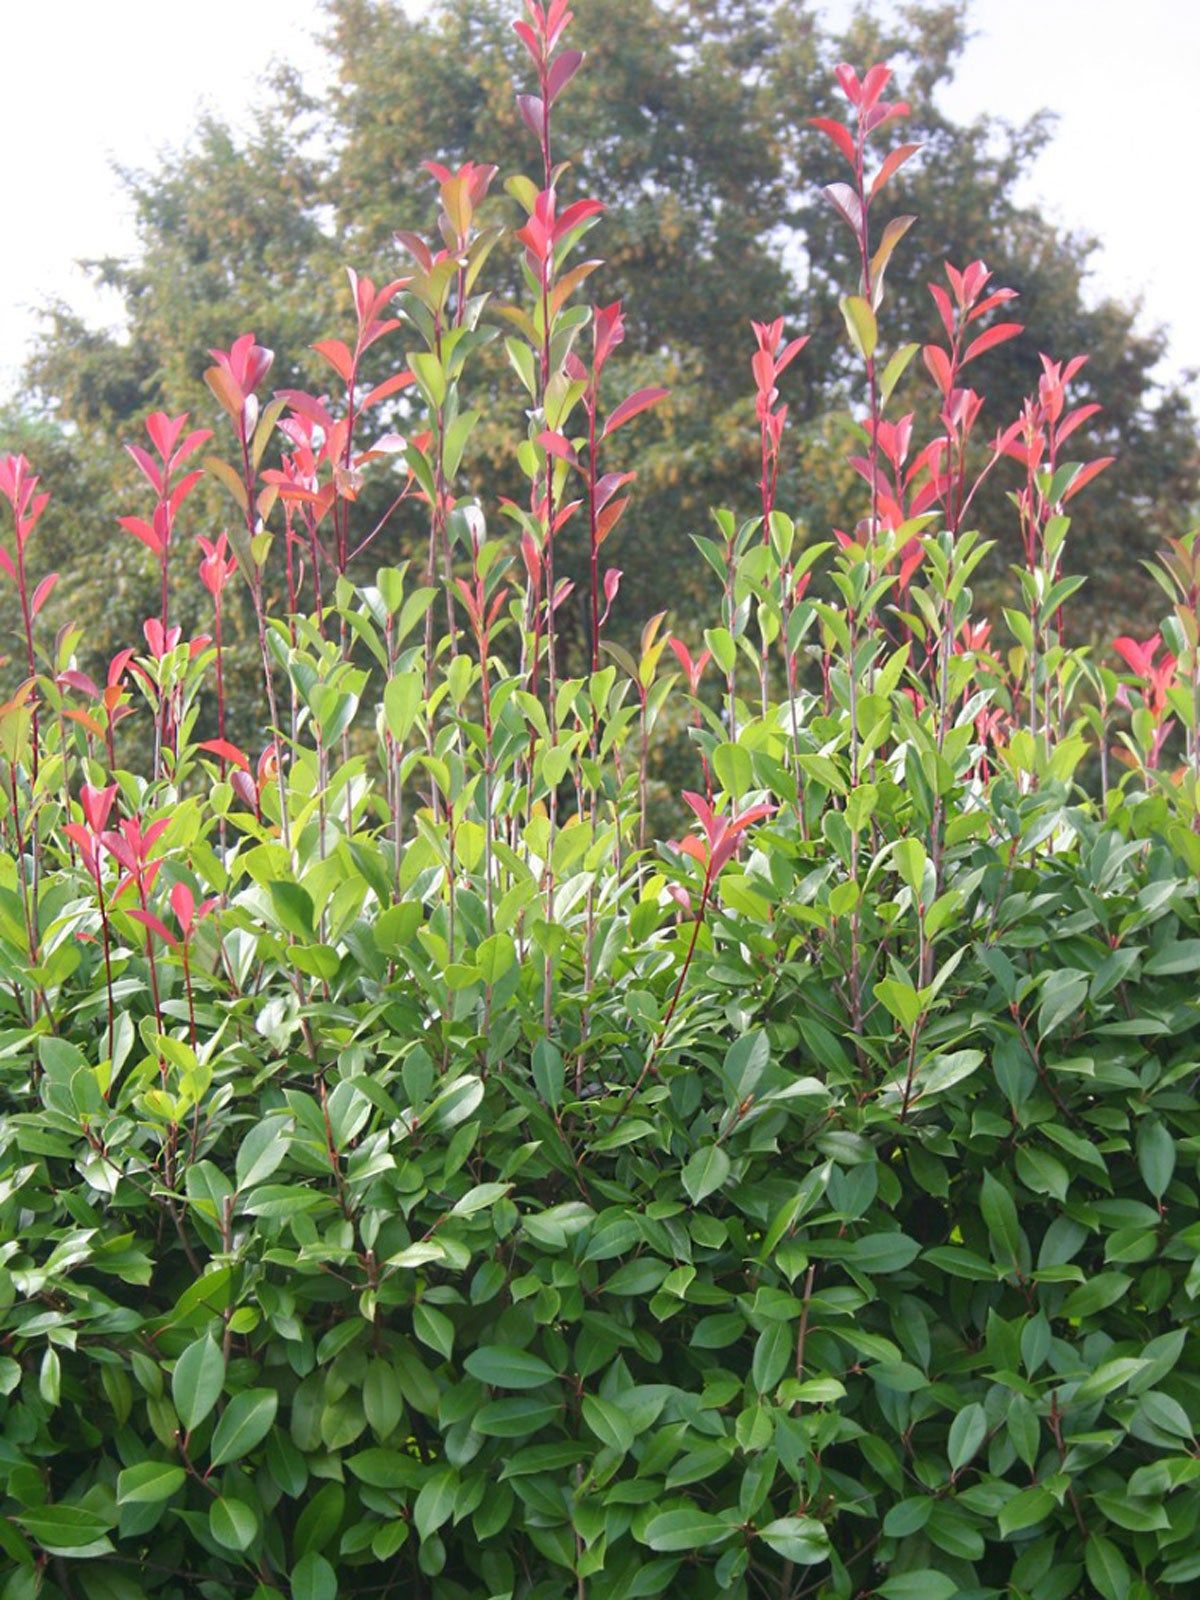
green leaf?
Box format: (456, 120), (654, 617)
(116, 1461), (186, 1505)
(475, 1397), (562, 1438)
(1061, 1273), (1131, 1320)
(208, 1389), (278, 1467)
(883, 1498), (932, 1537)
(463, 1345), (558, 1390)
(449, 1182), (510, 1218)
(532, 1038), (564, 1108)
(1074, 1357), (1147, 1406)
(879, 341), (919, 405)
(1137, 1117), (1175, 1199)
(1140, 1389), (1195, 1439)
(998, 1484), (1055, 1536)
(1016, 1145), (1070, 1201)
(384, 672), (423, 742)
(15, 1506), (113, 1551)
(210, 1496), (259, 1552)
(839, 293), (878, 360)
(413, 1467), (459, 1539)
(643, 1507), (736, 1552)
(1091, 1490), (1168, 1532)
(947, 1402), (987, 1472)
(582, 1394), (635, 1454)
(1085, 1533), (1131, 1600)
(756, 1516), (830, 1564)
(290, 1553), (337, 1600)
(172, 1334), (225, 1432)
(682, 1144), (730, 1204)
(712, 740), (753, 797)
(269, 880), (315, 940)
(752, 1323), (792, 1393)
(844, 1232), (921, 1274)
(876, 1575), (958, 1600)
(723, 1029), (769, 1099)
(874, 976), (922, 1030)
(980, 1171), (1021, 1263)
(1037, 969), (1088, 1037)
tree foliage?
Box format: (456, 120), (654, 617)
(13, 0), (1196, 686)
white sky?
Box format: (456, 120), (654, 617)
(2, 0), (1196, 400)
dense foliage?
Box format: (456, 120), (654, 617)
(2, 6), (1200, 1600)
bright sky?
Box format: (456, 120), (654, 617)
(2, 0), (1195, 400)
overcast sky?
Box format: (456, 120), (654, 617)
(2, 0), (1195, 399)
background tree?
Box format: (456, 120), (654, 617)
(8, 0), (1196, 728)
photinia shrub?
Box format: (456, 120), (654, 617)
(1, 6), (1200, 1600)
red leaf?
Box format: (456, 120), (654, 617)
(197, 738), (249, 769)
(31, 572), (58, 617)
(174, 426), (213, 466)
(820, 182), (864, 240)
(809, 116), (856, 167)
(922, 344), (953, 396)
(144, 411), (185, 461)
(860, 63), (893, 109)
(1057, 403), (1102, 445)
(394, 230), (433, 273)
(362, 370), (414, 409)
(127, 907), (178, 949)
(594, 470), (635, 512)
(928, 283), (955, 341)
(546, 48), (583, 104)
(556, 197), (605, 237)
(603, 386), (669, 438)
(595, 496), (629, 546)
(962, 322), (1023, 365)
(513, 18), (541, 65)
(170, 881), (195, 935)
(118, 516), (164, 556)
(539, 429), (579, 465)
(277, 390), (336, 430)
(776, 335), (810, 376)
(869, 141), (921, 200)
(231, 771), (258, 811)
(517, 93), (545, 140)
(1062, 456), (1115, 502)
(967, 288), (1018, 323)
(834, 63), (862, 106)
(169, 469), (205, 517)
(313, 339), (355, 383)
(125, 442), (164, 496)
(682, 790), (716, 841)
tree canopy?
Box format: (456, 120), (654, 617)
(9, 0), (1197, 705)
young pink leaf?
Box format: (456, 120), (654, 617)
(197, 738), (249, 769)
(546, 48), (583, 103)
(313, 339), (355, 383)
(517, 93), (545, 140)
(602, 387), (669, 438)
(869, 142), (921, 200)
(1062, 457), (1115, 501)
(127, 907), (178, 949)
(962, 322), (1023, 365)
(820, 182), (864, 239)
(118, 516), (164, 556)
(809, 116), (856, 167)
(31, 573), (59, 616)
(171, 881), (196, 936)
